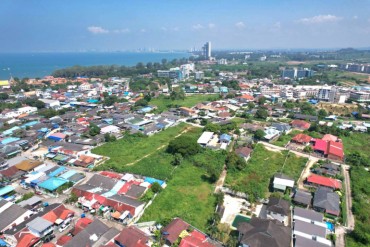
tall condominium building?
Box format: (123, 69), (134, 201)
(202, 42), (211, 60)
(281, 68), (314, 79)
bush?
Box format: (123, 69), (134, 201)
(167, 135), (201, 157)
(151, 182), (162, 193)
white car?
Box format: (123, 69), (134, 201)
(59, 224), (70, 233)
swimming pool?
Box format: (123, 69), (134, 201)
(232, 215), (251, 228)
(326, 222), (334, 231)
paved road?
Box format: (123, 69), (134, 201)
(342, 164), (355, 229)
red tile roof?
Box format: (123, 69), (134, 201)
(114, 226), (149, 247)
(239, 94), (254, 101)
(291, 120), (311, 130)
(56, 235), (72, 246)
(15, 231), (40, 247)
(291, 133), (312, 144)
(42, 204), (74, 223)
(327, 141), (344, 160)
(71, 217), (93, 236)
(41, 243), (56, 247)
(100, 171), (123, 179)
(322, 134), (339, 142)
(313, 139), (328, 154)
(161, 218), (190, 244)
(179, 230), (215, 247)
(307, 174), (342, 189)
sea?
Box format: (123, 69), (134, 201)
(0, 52), (190, 79)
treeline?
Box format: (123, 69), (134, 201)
(52, 57), (189, 78)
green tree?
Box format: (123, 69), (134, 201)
(167, 135), (201, 157)
(204, 123), (221, 133)
(254, 129), (265, 140)
(258, 96), (266, 105)
(151, 182), (162, 193)
(0, 93), (9, 100)
(89, 123), (101, 136)
(135, 98), (149, 107)
(171, 153), (183, 166)
(247, 102), (255, 109)
(255, 108), (268, 119)
(318, 109), (328, 119)
(225, 152), (247, 171)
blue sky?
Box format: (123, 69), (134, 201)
(1, 0), (370, 52)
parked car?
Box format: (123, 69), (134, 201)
(59, 223), (70, 232)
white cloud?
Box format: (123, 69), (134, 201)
(172, 27), (179, 31)
(208, 23), (216, 29)
(235, 21), (246, 29)
(140, 29), (146, 32)
(87, 26), (109, 34)
(270, 22), (282, 32)
(353, 15), (358, 20)
(192, 24), (204, 30)
(113, 28), (130, 33)
(297, 14), (342, 24)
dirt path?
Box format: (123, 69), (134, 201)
(214, 167), (227, 193)
(125, 127), (191, 166)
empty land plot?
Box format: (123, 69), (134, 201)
(225, 144), (307, 200)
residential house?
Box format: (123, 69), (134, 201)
(26, 217), (54, 238)
(0, 202), (33, 232)
(235, 146), (253, 160)
(293, 189), (312, 207)
(237, 218), (291, 247)
(313, 187), (340, 217)
(114, 226), (150, 247)
(266, 197), (291, 226)
(64, 219), (111, 247)
(293, 207), (332, 247)
(197, 132), (214, 147)
(179, 107), (196, 117)
(263, 127), (280, 142)
(294, 114), (318, 122)
(291, 120), (311, 130)
(306, 174), (342, 190)
(271, 123), (292, 133)
(291, 133), (312, 145)
(314, 163), (341, 177)
(161, 218), (190, 246)
(273, 173), (295, 192)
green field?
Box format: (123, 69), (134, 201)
(93, 123), (192, 168)
(225, 144), (307, 201)
(272, 130), (301, 147)
(150, 94), (219, 112)
(340, 133), (370, 156)
(139, 163), (217, 231)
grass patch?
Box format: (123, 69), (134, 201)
(341, 133), (370, 156)
(93, 125), (202, 178)
(281, 153), (308, 180)
(93, 123), (190, 166)
(225, 144), (307, 201)
(272, 130), (301, 147)
(151, 94), (219, 112)
(139, 163), (217, 231)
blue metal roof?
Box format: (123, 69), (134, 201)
(1, 137), (21, 145)
(0, 185), (14, 196)
(48, 166), (67, 177)
(59, 169), (77, 179)
(38, 177), (68, 191)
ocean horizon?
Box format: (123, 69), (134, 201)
(0, 52), (190, 79)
